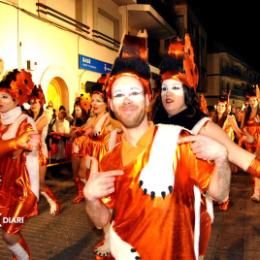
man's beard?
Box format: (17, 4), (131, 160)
(113, 106), (146, 129)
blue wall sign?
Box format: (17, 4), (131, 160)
(79, 55), (112, 74)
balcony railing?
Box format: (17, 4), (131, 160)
(36, 3), (90, 34)
(92, 30), (120, 49)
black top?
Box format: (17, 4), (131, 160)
(154, 107), (206, 131)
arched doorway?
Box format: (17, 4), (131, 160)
(47, 77), (69, 112)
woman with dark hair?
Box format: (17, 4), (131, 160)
(153, 35), (257, 178)
(152, 34), (259, 259)
(74, 76), (120, 205)
(153, 81), (206, 130)
(0, 69), (39, 259)
(28, 85), (60, 215)
(71, 100), (89, 128)
(212, 98), (242, 141)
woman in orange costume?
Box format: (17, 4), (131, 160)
(152, 34), (259, 259)
(239, 89), (260, 201)
(211, 97), (242, 210)
(28, 85), (61, 215)
(0, 69), (39, 260)
(78, 77), (121, 259)
(72, 76), (121, 204)
(79, 83), (120, 169)
(70, 95), (91, 204)
(212, 98), (242, 142)
(70, 96), (90, 203)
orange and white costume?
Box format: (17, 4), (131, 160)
(241, 114), (260, 153)
(241, 111), (260, 201)
(0, 107), (39, 233)
(100, 124), (214, 260)
(72, 112), (120, 205)
(222, 115), (236, 141)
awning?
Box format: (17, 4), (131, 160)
(127, 4), (176, 39)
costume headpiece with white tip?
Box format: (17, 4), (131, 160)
(106, 32), (151, 98)
(160, 33), (199, 90)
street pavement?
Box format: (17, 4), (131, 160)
(1, 164), (260, 260)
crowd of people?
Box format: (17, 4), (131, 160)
(0, 33), (260, 260)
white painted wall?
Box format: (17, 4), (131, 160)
(0, 0), (120, 113)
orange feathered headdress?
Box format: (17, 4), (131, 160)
(29, 85), (46, 105)
(0, 69), (35, 105)
(106, 34), (151, 98)
(160, 33), (199, 90)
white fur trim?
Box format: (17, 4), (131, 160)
(191, 117), (215, 224)
(139, 124), (183, 198)
(206, 196), (214, 222)
(193, 186), (201, 260)
(7, 242), (29, 260)
(2, 114), (28, 140)
(110, 223), (140, 259)
(0, 107), (22, 125)
(191, 117), (210, 135)
(26, 151), (39, 200)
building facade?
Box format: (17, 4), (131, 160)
(206, 51), (260, 107)
(0, 0), (175, 112)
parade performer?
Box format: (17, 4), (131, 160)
(151, 34), (259, 258)
(80, 76), (121, 259)
(70, 96), (90, 203)
(28, 85), (61, 215)
(75, 77), (121, 258)
(72, 75), (120, 205)
(212, 95), (242, 142)
(211, 95), (242, 210)
(0, 69), (39, 260)
(84, 34), (231, 260)
(239, 87), (260, 201)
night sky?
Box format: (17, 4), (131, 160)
(187, 0), (260, 72)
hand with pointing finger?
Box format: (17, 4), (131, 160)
(178, 134), (228, 162)
(83, 157), (124, 201)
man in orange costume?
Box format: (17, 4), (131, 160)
(84, 35), (231, 259)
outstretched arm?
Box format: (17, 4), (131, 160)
(200, 121), (255, 171)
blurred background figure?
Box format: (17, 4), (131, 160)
(239, 86), (260, 202)
(28, 85), (61, 216)
(51, 109), (70, 161)
(70, 96), (90, 204)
